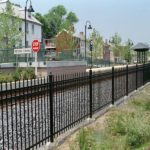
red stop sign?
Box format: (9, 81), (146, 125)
(32, 40), (40, 52)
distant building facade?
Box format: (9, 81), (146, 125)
(43, 29), (86, 60)
(103, 40), (114, 62)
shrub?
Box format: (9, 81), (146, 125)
(106, 107), (150, 148)
(106, 110), (129, 135)
(127, 125), (143, 147)
(12, 68), (22, 81)
(71, 128), (96, 150)
(126, 114), (150, 148)
(97, 133), (128, 150)
(131, 98), (150, 111)
(0, 73), (12, 82)
(145, 103), (150, 111)
(24, 68), (36, 79)
(12, 68), (35, 80)
(0, 68), (36, 83)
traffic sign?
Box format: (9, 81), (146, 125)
(14, 48), (31, 54)
(32, 40), (40, 52)
(89, 40), (93, 51)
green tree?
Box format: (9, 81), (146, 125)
(110, 33), (124, 62)
(110, 33), (122, 57)
(89, 29), (103, 62)
(124, 39), (133, 63)
(35, 5), (79, 38)
(0, 2), (22, 49)
(34, 13), (49, 38)
(66, 12), (78, 23)
(0, 2), (22, 62)
(61, 12), (78, 30)
(44, 5), (66, 38)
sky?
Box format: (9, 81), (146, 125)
(11, 0), (150, 45)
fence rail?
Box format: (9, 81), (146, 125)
(0, 63), (150, 150)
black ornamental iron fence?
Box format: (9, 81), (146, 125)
(0, 63), (150, 150)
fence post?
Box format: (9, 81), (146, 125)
(112, 66), (115, 105)
(136, 64), (138, 90)
(149, 64), (150, 82)
(143, 63), (145, 85)
(89, 69), (93, 118)
(49, 74), (54, 142)
(126, 65), (128, 96)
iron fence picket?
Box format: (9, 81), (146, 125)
(126, 65), (128, 96)
(112, 66), (114, 105)
(49, 74), (54, 143)
(143, 63), (145, 85)
(136, 64), (138, 90)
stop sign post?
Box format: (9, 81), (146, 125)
(32, 40), (40, 76)
(32, 40), (40, 52)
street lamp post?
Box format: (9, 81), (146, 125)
(89, 40), (93, 69)
(85, 21), (92, 60)
(25, 0), (34, 63)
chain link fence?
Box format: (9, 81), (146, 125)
(0, 49), (84, 63)
(0, 49), (47, 63)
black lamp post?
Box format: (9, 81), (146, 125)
(25, 0), (34, 62)
(89, 40), (93, 69)
(85, 21), (92, 60)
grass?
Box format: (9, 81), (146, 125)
(71, 85), (150, 150)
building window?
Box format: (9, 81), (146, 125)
(32, 24), (34, 34)
(19, 27), (22, 31)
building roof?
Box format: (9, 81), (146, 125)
(132, 42), (149, 51)
(0, 0), (7, 3)
(0, 0), (42, 25)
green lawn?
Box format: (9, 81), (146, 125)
(71, 85), (150, 150)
